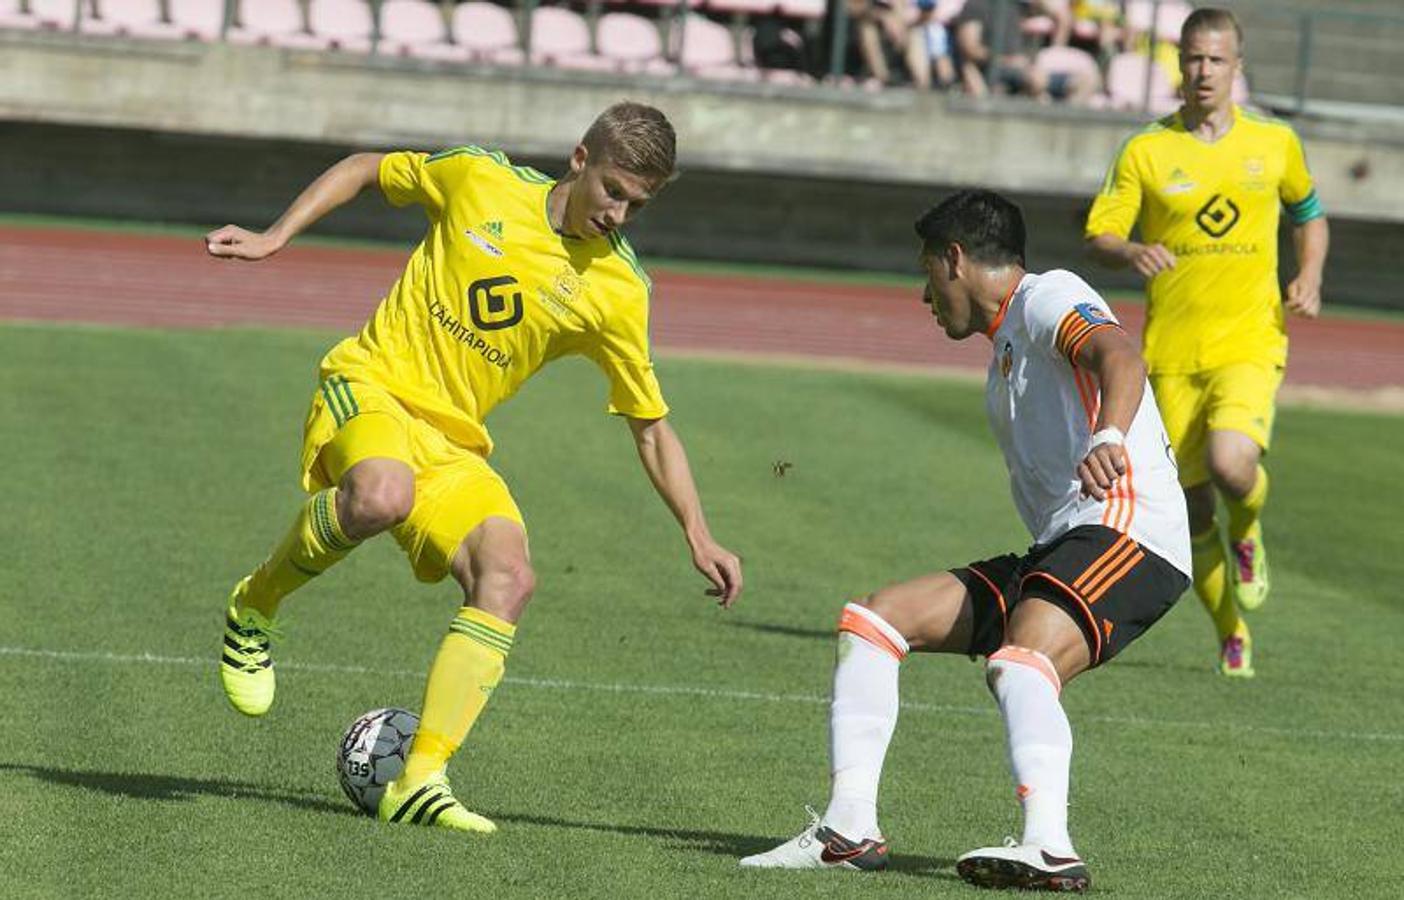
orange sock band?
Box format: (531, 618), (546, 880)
(989, 645), (1062, 694)
(838, 604), (909, 662)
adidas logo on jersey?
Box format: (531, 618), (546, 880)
(482, 220), (504, 240)
(1164, 166), (1197, 195)
(465, 227), (504, 258)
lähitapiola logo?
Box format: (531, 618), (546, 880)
(468, 276), (524, 331)
(1195, 193), (1241, 238)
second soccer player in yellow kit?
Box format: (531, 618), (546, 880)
(1086, 8), (1329, 677)
(206, 102), (743, 833)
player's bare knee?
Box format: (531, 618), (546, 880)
(340, 473), (414, 535)
(1207, 457), (1256, 499)
(858, 592), (913, 641)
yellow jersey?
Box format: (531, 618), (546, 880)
(320, 147), (669, 456)
(1085, 106), (1324, 374)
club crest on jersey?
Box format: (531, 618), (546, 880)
(1000, 340), (1014, 379)
(1073, 302), (1113, 326)
(464, 228), (504, 258)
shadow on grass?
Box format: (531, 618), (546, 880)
(726, 620), (834, 641)
(492, 811), (960, 880)
(0, 762), (354, 817)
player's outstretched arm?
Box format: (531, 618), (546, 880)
(1285, 216), (1329, 319)
(627, 416), (743, 607)
(205, 152), (385, 261)
(1086, 233), (1175, 281)
(1074, 327), (1148, 501)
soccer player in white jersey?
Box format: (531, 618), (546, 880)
(740, 190), (1190, 892)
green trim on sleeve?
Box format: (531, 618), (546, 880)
(425, 145), (552, 184)
(608, 232), (652, 292)
(1287, 189), (1325, 225)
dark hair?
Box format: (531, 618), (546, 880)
(1181, 7), (1243, 51)
(581, 101), (677, 182)
(914, 189), (1026, 267)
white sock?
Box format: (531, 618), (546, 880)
(986, 647), (1076, 857)
(822, 603), (908, 840)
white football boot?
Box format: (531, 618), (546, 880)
(740, 808), (889, 871)
(956, 838), (1090, 892)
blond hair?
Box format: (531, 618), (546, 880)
(1182, 7), (1244, 52)
(581, 102), (677, 182)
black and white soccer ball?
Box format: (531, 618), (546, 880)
(336, 707), (419, 816)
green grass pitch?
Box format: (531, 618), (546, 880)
(1, 322), (1401, 898)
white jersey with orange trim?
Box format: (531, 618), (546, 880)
(985, 270), (1190, 575)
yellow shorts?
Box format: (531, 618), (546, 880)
(1150, 362), (1284, 488)
(300, 375), (524, 583)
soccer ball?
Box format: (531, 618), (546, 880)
(336, 707), (419, 816)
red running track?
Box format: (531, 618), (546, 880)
(2, 225), (1401, 390)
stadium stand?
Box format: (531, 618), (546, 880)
(307, 0), (376, 52)
(451, 2), (524, 65)
(1, 1), (1401, 112)
(528, 5), (616, 71)
(0, 0), (82, 30)
(676, 12), (755, 80)
(594, 10), (672, 75)
(377, 0), (468, 61)
(225, 0), (327, 49)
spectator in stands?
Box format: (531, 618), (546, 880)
(1037, 0), (1075, 46)
(752, 14), (809, 74)
(952, 0), (1045, 97)
(849, 0), (912, 86)
(906, 0), (957, 90)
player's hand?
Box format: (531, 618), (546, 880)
(1127, 242), (1176, 281)
(1078, 443), (1127, 501)
(691, 538), (743, 608)
(1284, 273), (1322, 318)
(205, 225), (285, 261)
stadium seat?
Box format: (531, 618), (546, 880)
(676, 13), (756, 80)
(451, 1), (524, 65)
(1105, 50), (1176, 111)
(167, 0), (228, 40)
(0, 0), (82, 31)
(77, 0), (187, 38)
(595, 11), (672, 74)
(1035, 45), (1099, 81)
(226, 0), (328, 49)
(526, 6), (616, 72)
(308, 0), (375, 52)
(1125, 0), (1191, 43)
(621, 0), (703, 8)
(704, 0), (781, 13)
(776, 0), (824, 20)
(378, 0), (469, 61)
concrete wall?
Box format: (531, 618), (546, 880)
(2, 29), (1401, 308)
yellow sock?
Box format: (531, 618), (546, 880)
(239, 489), (358, 619)
(401, 607), (515, 784)
(1225, 465), (1268, 543)
(1191, 523), (1244, 642)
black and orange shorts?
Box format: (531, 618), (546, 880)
(952, 525), (1189, 666)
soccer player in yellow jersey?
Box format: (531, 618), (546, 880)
(1085, 8), (1329, 677)
(204, 102), (743, 832)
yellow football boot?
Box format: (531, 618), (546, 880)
(378, 772), (497, 834)
(219, 579), (280, 716)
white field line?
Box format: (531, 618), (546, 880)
(3, 644), (1401, 745)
